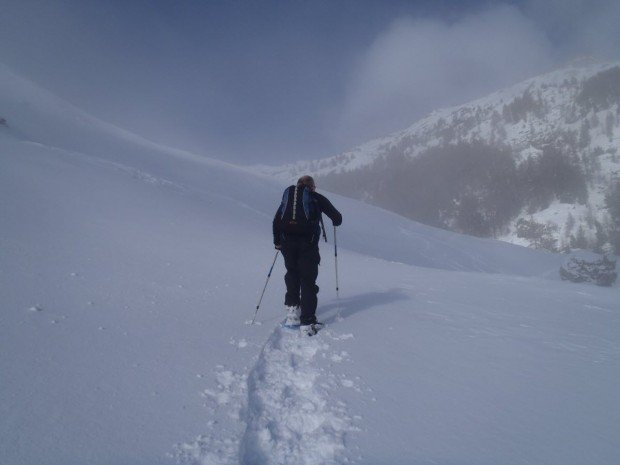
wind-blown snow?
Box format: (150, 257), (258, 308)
(1, 64), (619, 465)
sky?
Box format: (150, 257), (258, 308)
(2, 0), (620, 164)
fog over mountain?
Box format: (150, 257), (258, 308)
(2, 0), (620, 164)
(261, 60), (620, 254)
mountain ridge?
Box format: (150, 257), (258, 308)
(0, 61), (562, 277)
(258, 60), (620, 253)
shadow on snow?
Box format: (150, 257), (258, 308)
(320, 289), (411, 324)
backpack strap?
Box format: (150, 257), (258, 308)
(292, 185), (300, 221)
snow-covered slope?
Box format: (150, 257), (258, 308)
(259, 60), (619, 178)
(1, 65), (619, 465)
(259, 60), (620, 252)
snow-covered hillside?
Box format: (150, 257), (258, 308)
(1, 65), (619, 465)
(259, 60), (620, 253)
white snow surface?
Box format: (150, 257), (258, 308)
(1, 65), (620, 465)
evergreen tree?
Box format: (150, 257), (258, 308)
(565, 212), (575, 235)
(571, 225), (588, 249)
(605, 112), (615, 142)
(579, 120), (591, 149)
(605, 181), (620, 225)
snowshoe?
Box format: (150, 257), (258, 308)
(300, 322), (324, 336)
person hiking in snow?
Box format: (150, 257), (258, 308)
(273, 175), (342, 336)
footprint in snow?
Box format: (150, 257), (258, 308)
(240, 326), (358, 465)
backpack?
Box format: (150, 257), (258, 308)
(278, 185), (321, 237)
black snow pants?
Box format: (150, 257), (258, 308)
(281, 237), (320, 325)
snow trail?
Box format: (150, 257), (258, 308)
(240, 326), (358, 465)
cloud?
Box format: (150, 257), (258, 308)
(524, 0), (620, 60)
(5, 1), (618, 164)
(337, 4), (554, 145)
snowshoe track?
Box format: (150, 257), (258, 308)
(240, 326), (356, 465)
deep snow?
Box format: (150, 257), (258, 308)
(1, 65), (619, 465)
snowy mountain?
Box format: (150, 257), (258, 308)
(260, 60), (620, 254)
(1, 64), (619, 465)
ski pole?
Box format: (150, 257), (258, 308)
(334, 225), (342, 321)
(319, 215), (328, 242)
(252, 251), (279, 324)
(334, 226), (339, 299)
